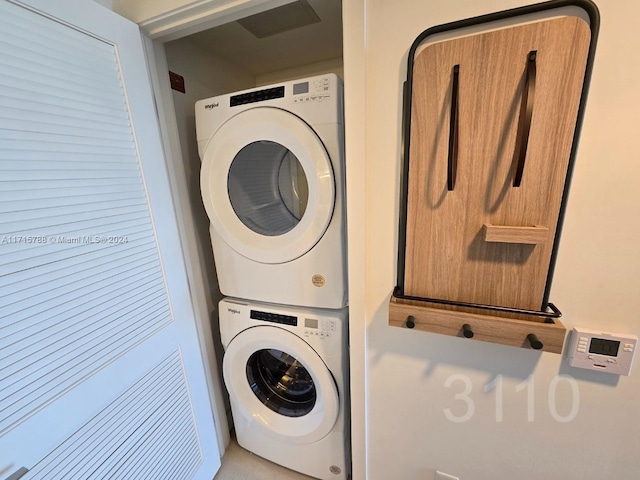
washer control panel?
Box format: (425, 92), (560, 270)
(568, 327), (637, 376)
(250, 309), (297, 326)
(304, 317), (337, 339)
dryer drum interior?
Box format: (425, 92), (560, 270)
(228, 140), (309, 237)
(246, 348), (317, 417)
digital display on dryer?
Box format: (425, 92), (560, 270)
(305, 318), (318, 329)
(293, 82), (309, 95)
(250, 309), (297, 326)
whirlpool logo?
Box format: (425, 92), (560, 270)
(227, 308), (241, 315)
(204, 102), (219, 110)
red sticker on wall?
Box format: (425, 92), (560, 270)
(169, 71), (185, 93)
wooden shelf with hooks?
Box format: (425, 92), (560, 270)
(389, 295), (566, 353)
(390, 1), (599, 354)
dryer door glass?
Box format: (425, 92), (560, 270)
(246, 348), (316, 417)
(228, 141), (309, 236)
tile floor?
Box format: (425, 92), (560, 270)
(213, 438), (316, 480)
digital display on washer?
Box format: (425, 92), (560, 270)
(230, 86), (284, 106)
(293, 82), (309, 95)
(305, 318), (318, 329)
(589, 338), (620, 356)
(250, 309), (297, 326)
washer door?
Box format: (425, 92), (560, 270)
(201, 107), (335, 264)
(223, 326), (339, 444)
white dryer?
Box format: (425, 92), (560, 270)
(219, 297), (349, 480)
(196, 74), (347, 309)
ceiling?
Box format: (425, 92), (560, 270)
(181, 0), (343, 77)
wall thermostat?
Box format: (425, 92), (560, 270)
(567, 327), (637, 376)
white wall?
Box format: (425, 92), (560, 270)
(255, 57), (344, 86)
(112, 0), (287, 23)
(341, 1), (367, 479)
(91, 0), (112, 9)
(348, 0), (640, 479)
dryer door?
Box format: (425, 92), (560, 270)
(201, 107), (335, 264)
(223, 326), (339, 444)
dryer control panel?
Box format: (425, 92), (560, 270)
(304, 317), (337, 339)
(293, 76), (333, 103)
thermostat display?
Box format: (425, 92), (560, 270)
(589, 338), (619, 356)
(568, 327), (637, 376)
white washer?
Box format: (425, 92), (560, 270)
(219, 298), (349, 480)
(196, 74), (347, 308)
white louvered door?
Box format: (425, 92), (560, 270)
(0, 1), (221, 479)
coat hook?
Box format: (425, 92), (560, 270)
(406, 315), (416, 329)
(527, 333), (543, 350)
(462, 323), (474, 338)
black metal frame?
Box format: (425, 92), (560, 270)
(395, 0), (600, 317)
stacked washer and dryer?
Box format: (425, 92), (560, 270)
(196, 74), (349, 480)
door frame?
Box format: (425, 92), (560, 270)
(143, 36), (228, 453)
(116, 0), (296, 41)
(133, 3), (367, 479)
(136, 0), (299, 453)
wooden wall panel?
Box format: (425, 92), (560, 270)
(404, 16), (591, 310)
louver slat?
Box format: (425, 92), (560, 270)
(25, 352), (202, 480)
(0, 0), (175, 435)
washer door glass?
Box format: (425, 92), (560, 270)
(222, 325), (340, 443)
(246, 348), (316, 417)
(228, 141), (309, 237)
